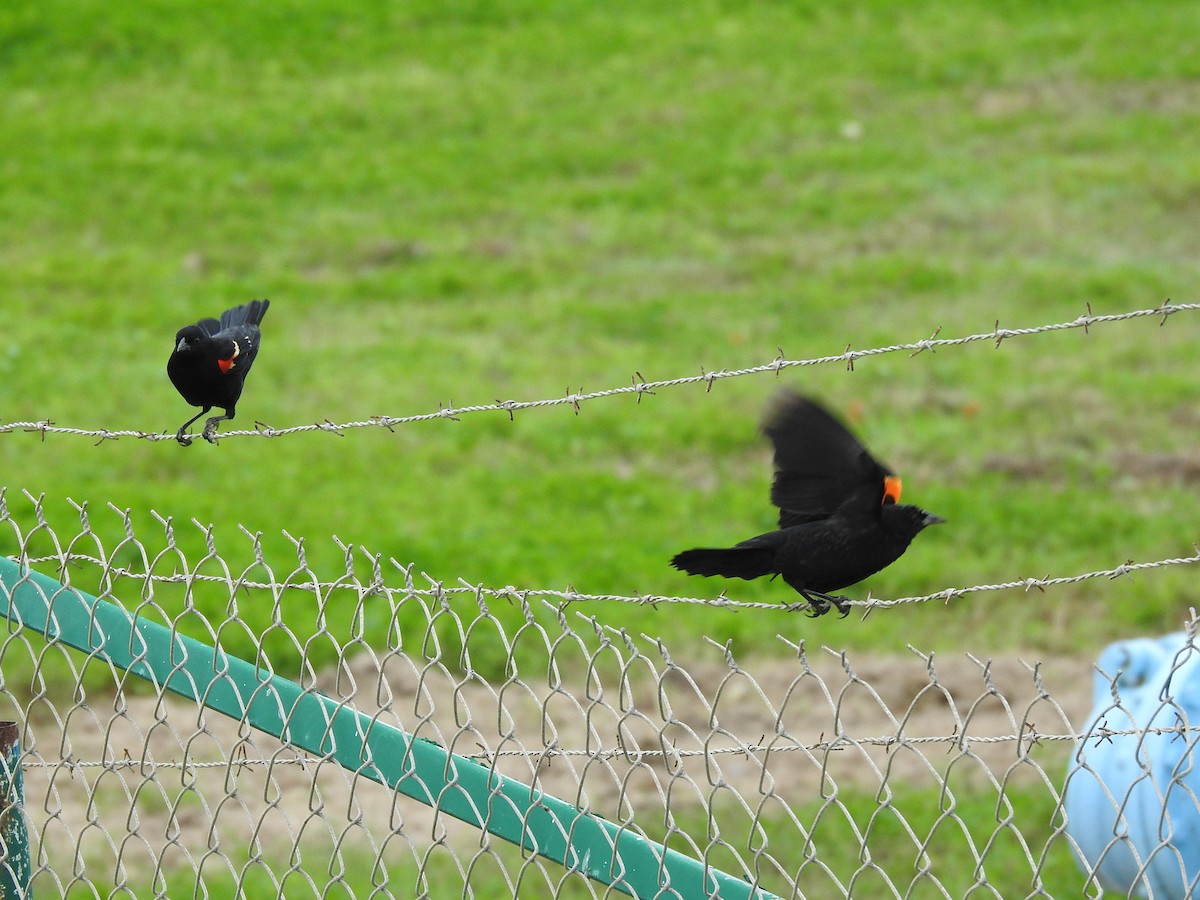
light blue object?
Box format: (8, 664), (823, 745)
(1065, 632), (1200, 898)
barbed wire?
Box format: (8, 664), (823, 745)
(6, 490), (1195, 614)
(2, 300), (1193, 442)
(23, 546), (1198, 615)
(22, 720), (1200, 771)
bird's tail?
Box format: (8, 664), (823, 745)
(219, 299), (270, 330)
(670, 547), (775, 580)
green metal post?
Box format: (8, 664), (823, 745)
(0, 721), (30, 899)
(0, 558), (777, 900)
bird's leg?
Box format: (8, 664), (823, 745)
(175, 407), (211, 446)
(782, 574), (853, 618)
(201, 409), (234, 444)
(799, 589), (852, 618)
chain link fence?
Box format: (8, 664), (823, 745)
(0, 490), (1193, 898)
(0, 304), (1197, 897)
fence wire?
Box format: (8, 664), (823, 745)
(0, 300), (1194, 442)
(17, 504), (1196, 615)
(0, 494), (1197, 898)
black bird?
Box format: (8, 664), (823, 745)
(670, 392), (944, 616)
(167, 299), (270, 445)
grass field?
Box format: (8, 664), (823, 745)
(184, 782), (1083, 899)
(4, 0), (1200, 894)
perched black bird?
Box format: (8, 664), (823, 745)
(670, 392), (944, 616)
(167, 299), (270, 445)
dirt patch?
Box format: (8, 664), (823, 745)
(20, 647), (1095, 890)
(1111, 450), (1200, 484)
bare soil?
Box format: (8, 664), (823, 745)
(20, 646), (1094, 892)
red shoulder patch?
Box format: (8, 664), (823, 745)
(217, 340), (241, 374)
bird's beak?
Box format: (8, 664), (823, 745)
(923, 513), (947, 526)
(176, 337), (189, 352)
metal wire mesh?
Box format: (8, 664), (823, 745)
(0, 491), (1194, 898)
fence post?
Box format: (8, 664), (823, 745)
(0, 722), (30, 899)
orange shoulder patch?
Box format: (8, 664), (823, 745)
(883, 475), (902, 505)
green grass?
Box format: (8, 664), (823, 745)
(1, 0), (1198, 670)
(103, 779), (1084, 898)
(3, 0), (1200, 894)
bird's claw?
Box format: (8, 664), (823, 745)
(821, 594), (851, 617)
(798, 591), (851, 618)
(175, 429), (194, 447)
(784, 599), (824, 617)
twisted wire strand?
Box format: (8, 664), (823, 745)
(19, 718), (1199, 770)
(25, 548), (1198, 613)
(1, 301), (1192, 442)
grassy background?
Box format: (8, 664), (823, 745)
(4, 0), (1200, 895)
(186, 782), (1079, 899)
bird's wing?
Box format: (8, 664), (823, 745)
(214, 324), (263, 374)
(196, 318), (223, 337)
(763, 392), (898, 528)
